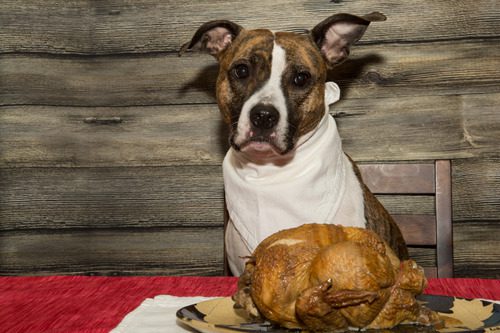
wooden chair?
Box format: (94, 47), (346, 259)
(359, 160), (453, 278)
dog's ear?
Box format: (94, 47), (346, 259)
(311, 12), (386, 67)
(179, 20), (243, 59)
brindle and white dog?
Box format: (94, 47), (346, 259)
(181, 12), (408, 275)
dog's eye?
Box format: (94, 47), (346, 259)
(293, 72), (310, 87)
(233, 64), (250, 79)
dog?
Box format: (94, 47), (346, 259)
(180, 12), (408, 275)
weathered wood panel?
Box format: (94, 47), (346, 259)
(1, 162), (496, 277)
(0, 167), (437, 231)
(453, 222), (500, 278)
(0, 228), (437, 276)
(0, 228), (224, 276)
(0, 105), (227, 167)
(2, 41), (500, 106)
(408, 248), (435, 270)
(1, 0), (498, 54)
(330, 41), (500, 101)
(1, 93), (498, 168)
(0, 166), (224, 231)
(0, 165), (438, 276)
(0, 53), (217, 106)
(336, 93), (500, 162)
(453, 157), (500, 221)
(452, 158), (499, 278)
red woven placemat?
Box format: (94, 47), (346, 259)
(425, 277), (500, 300)
(0, 276), (498, 333)
(0, 276), (237, 333)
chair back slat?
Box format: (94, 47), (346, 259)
(359, 160), (453, 278)
(435, 160), (453, 278)
(358, 164), (435, 194)
(392, 214), (436, 245)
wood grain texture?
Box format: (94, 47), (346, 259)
(0, 105), (227, 168)
(335, 93), (500, 161)
(435, 160), (453, 278)
(376, 195), (435, 216)
(0, 168), (436, 230)
(0, 166), (224, 231)
(1, 92), (498, 168)
(453, 157), (500, 221)
(0, 228), (438, 276)
(408, 247), (435, 269)
(393, 215), (436, 246)
(2, 40), (500, 106)
(0, 228), (224, 276)
(453, 221), (500, 278)
(0, 161), (495, 277)
(0, 53), (218, 106)
(1, 0), (498, 54)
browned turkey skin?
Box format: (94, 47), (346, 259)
(233, 224), (442, 331)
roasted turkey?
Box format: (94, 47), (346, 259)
(233, 224), (441, 331)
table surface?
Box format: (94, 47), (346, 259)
(1, 276), (499, 333)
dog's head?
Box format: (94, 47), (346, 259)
(181, 13), (385, 159)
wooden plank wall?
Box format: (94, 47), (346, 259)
(1, 0), (499, 278)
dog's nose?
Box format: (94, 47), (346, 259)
(249, 105), (280, 130)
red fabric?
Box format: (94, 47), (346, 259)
(0, 276), (497, 333)
(425, 278), (500, 300)
(0, 276), (238, 333)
